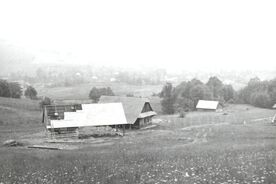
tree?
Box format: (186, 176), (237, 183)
(126, 93), (134, 97)
(269, 88), (276, 106)
(36, 68), (47, 82)
(8, 82), (22, 98)
(24, 86), (38, 99)
(238, 87), (251, 104)
(206, 76), (223, 98)
(173, 78), (215, 111)
(105, 87), (115, 96)
(89, 87), (115, 103)
(39, 96), (52, 109)
(0, 79), (11, 97)
(159, 76), (238, 112)
(160, 82), (174, 98)
(268, 78), (276, 105)
(237, 77), (276, 108)
(250, 92), (272, 108)
(175, 97), (194, 112)
(248, 77), (261, 86)
(160, 82), (175, 114)
(238, 77), (271, 105)
(221, 84), (235, 102)
(89, 87), (100, 102)
(190, 78), (203, 86)
(161, 97), (175, 114)
(190, 84), (212, 109)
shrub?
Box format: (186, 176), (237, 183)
(8, 82), (22, 98)
(39, 96), (52, 109)
(227, 98), (234, 104)
(24, 86), (38, 100)
(250, 92), (272, 108)
(0, 120), (4, 125)
(179, 111), (186, 118)
(0, 79), (11, 97)
(126, 93), (134, 97)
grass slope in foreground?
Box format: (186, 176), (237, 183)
(0, 102), (275, 183)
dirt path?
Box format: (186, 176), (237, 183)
(181, 122), (229, 131)
(180, 122), (232, 145)
(0, 105), (16, 111)
(249, 117), (273, 122)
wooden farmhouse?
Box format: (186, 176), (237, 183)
(196, 100), (221, 112)
(99, 96), (157, 129)
(42, 103), (128, 138)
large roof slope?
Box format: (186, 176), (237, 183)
(99, 96), (152, 124)
(196, 100), (219, 110)
(49, 103), (127, 128)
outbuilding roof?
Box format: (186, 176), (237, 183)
(196, 100), (219, 110)
(273, 104), (276, 109)
(48, 103), (128, 128)
(99, 96), (156, 124)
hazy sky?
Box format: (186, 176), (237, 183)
(0, 0), (276, 71)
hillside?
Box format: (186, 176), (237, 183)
(0, 97), (42, 126)
(0, 103), (275, 183)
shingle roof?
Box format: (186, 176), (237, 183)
(99, 96), (154, 124)
(48, 103), (127, 128)
(43, 104), (82, 123)
(196, 100), (219, 110)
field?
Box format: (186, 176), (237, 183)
(0, 97), (276, 183)
(34, 82), (163, 100)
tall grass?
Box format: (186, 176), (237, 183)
(0, 97), (40, 111)
(0, 104), (276, 183)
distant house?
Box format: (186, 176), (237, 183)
(99, 96), (157, 129)
(42, 103), (128, 138)
(273, 104), (276, 123)
(196, 100), (220, 112)
(272, 115), (276, 124)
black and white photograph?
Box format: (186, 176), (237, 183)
(0, 0), (276, 183)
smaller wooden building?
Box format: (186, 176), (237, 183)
(272, 104), (276, 124)
(196, 100), (220, 112)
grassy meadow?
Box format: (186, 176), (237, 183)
(0, 96), (276, 183)
(0, 97), (42, 142)
(34, 82), (163, 100)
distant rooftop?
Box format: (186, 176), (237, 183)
(196, 100), (219, 110)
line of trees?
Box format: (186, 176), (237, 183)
(238, 77), (276, 108)
(0, 80), (22, 98)
(0, 79), (37, 99)
(159, 77), (236, 114)
(160, 76), (276, 114)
